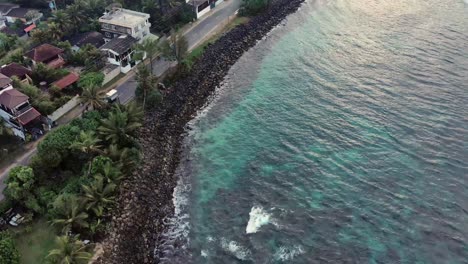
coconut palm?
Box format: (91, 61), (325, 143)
(80, 85), (106, 110)
(94, 160), (123, 184)
(47, 22), (64, 41)
(66, 3), (87, 32)
(48, 10), (70, 33)
(135, 63), (159, 108)
(70, 131), (102, 155)
(47, 235), (92, 264)
(52, 195), (89, 233)
(82, 176), (116, 215)
(133, 37), (160, 73)
(98, 107), (142, 146)
(117, 102), (144, 124)
(105, 144), (139, 174)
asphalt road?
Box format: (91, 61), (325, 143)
(115, 0), (241, 104)
(0, 0), (241, 201)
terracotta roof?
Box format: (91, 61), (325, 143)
(52, 73), (79, 89)
(0, 63), (32, 79)
(100, 35), (137, 54)
(0, 73), (12, 88)
(17, 107), (41, 125)
(0, 88), (28, 109)
(46, 56), (66, 69)
(25, 44), (64, 63)
(24, 23), (36, 33)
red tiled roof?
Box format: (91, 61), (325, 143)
(17, 107), (41, 125)
(0, 63), (32, 79)
(24, 24), (36, 33)
(0, 88), (28, 109)
(52, 73), (79, 89)
(0, 73), (12, 88)
(47, 56), (66, 69)
(25, 44), (64, 63)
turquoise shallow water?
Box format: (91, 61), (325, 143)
(160, 0), (468, 263)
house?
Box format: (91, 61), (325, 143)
(0, 86), (43, 140)
(0, 3), (19, 29)
(5, 7), (42, 24)
(0, 63), (33, 84)
(51, 73), (79, 90)
(99, 35), (139, 73)
(0, 73), (13, 91)
(1, 25), (27, 39)
(65, 31), (105, 51)
(25, 44), (65, 69)
(187, 0), (223, 19)
(99, 6), (150, 43)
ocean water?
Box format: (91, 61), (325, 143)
(159, 0), (468, 263)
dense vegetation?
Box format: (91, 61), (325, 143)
(2, 100), (143, 262)
(240, 0), (271, 15)
(0, 231), (20, 264)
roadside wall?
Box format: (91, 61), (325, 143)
(47, 95), (80, 122)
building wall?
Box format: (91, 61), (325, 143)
(47, 95), (80, 123)
(102, 65), (120, 85)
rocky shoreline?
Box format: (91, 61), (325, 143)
(98, 0), (305, 263)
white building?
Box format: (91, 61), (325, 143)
(99, 35), (140, 73)
(187, 0), (224, 19)
(99, 7), (151, 43)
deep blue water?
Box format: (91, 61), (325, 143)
(159, 0), (468, 263)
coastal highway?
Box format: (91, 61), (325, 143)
(115, 0), (241, 104)
(0, 0), (241, 201)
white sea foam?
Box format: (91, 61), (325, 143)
(246, 206), (272, 234)
(220, 239), (251, 260)
(274, 245), (305, 261)
(201, 250), (209, 257)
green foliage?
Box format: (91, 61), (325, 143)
(31, 63), (69, 85)
(4, 166), (35, 201)
(82, 176), (116, 216)
(0, 231), (20, 264)
(51, 195), (89, 233)
(240, 0), (270, 15)
(36, 125), (78, 170)
(78, 72), (105, 89)
(135, 63), (160, 108)
(98, 104), (143, 146)
(47, 235), (92, 264)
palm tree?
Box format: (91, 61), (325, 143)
(82, 176), (116, 216)
(52, 195), (89, 233)
(98, 107), (142, 146)
(133, 37), (160, 73)
(94, 159), (123, 183)
(66, 3), (87, 33)
(117, 102), (144, 124)
(80, 85), (105, 110)
(48, 10), (70, 33)
(135, 63), (159, 108)
(70, 131), (102, 155)
(47, 22), (64, 41)
(47, 235), (92, 264)
(105, 144), (139, 174)
(70, 130), (102, 176)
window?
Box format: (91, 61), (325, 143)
(198, 1), (209, 12)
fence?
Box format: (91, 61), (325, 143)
(47, 95), (80, 123)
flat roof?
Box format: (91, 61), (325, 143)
(99, 8), (149, 28)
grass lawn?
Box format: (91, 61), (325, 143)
(13, 219), (58, 264)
